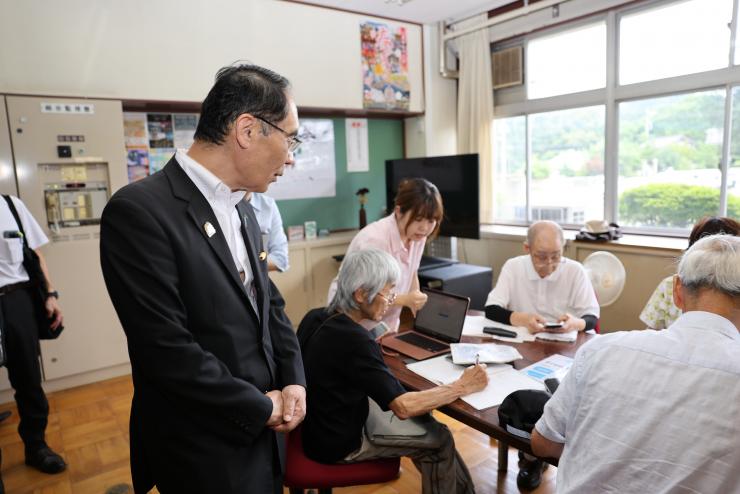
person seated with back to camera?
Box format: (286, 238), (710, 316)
(298, 248), (488, 494)
(639, 216), (740, 330)
(483, 220), (599, 491)
(531, 234), (740, 493)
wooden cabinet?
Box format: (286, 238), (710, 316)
(269, 231), (355, 329)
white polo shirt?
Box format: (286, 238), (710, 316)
(0, 195), (48, 287)
(535, 311), (740, 493)
(485, 254), (599, 320)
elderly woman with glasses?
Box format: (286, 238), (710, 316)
(482, 220), (599, 491)
(298, 248), (487, 494)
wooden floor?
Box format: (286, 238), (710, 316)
(0, 375), (557, 493)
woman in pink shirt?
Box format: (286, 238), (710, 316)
(328, 178), (444, 331)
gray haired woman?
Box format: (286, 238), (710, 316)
(297, 248), (487, 494)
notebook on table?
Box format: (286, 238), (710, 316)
(381, 288), (469, 360)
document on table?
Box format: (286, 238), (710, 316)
(406, 354), (512, 385)
(520, 354), (574, 383)
(406, 355), (543, 410)
(461, 368), (544, 410)
(463, 315), (577, 343)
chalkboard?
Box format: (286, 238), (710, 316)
(276, 118), (403, 232)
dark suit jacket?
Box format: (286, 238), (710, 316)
(100, 158), (305, 494)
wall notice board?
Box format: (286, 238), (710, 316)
(275, 118), (403, 232)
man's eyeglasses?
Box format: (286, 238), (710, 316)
(254, 115), (302, 153)
(376, 291), (397, 305)
(531, 252), (565, 265)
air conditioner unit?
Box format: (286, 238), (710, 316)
(515, 206), (585, 224)
(492, 46), (523, 89)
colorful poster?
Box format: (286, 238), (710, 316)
(128, 166), (149, 183)
(174, 113), (199, 149)
(149, 149), (175, 174)
(147, 113), (174, 148)
(361, 21), (410, 110)
(126, 146), (149, 167)
(123, 113), (148, 147)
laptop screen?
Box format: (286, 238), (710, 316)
(414, 289), (469, 343)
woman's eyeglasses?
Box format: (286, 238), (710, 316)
(376, 291), (397, 305)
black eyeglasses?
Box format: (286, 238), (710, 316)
(254, 115), (302, 153)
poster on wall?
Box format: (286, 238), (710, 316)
(147, 113), (174, 148)
(265, 119), (336, 200)
(123, 112), (198, 183)
(174, 114), (199, 149)
(361, 20), (410, 110)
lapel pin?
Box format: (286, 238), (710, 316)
(259, 251), (267, 261)
(204, 222), (216, 238)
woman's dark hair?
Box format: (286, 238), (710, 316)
(393, 178), (444, 239)
(193, 63), (291, 145)
(688, 216), (740, 247)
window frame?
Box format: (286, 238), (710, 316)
(491, 0), (740, 236)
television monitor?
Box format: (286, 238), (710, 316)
(385, 154), (479, 240)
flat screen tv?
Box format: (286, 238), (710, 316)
(385, 154), (479, 240)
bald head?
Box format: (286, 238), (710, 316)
(526, 221), (564, 247)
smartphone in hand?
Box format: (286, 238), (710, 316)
(544, 322), (564, 331)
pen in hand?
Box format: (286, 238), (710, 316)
(475, 353), (480, 366)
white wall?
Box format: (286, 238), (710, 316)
(0, 0), (424, 111)
(405, 23), (457, 157)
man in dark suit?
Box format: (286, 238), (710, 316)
(100, 64), (306, 494)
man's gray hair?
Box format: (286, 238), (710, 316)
(678, 234), (740, 297)
(329, 248), (401, 313)
(526, 220), (564, 247)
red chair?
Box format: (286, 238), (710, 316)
(284, 426), (401, 494)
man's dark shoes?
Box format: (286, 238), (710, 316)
(25, 445), (67, 474)
(517, 457), (547, 491)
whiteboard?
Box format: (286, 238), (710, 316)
(266, 119), (336, 200)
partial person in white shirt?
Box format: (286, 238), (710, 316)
(532, 234), (740, 494)
(0, 195), (66, 481)
(483, 220), (599, 491)
(245, 192), (289, 272)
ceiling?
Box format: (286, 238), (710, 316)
(294, 0), (512, 24)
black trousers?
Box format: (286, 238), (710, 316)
(0, 286), (48, 448)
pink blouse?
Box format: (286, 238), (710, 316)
(327, 214), (425, 331)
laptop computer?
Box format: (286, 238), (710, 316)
(381, 288), (469, 360)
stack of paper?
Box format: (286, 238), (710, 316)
(450, 343), (523, 365)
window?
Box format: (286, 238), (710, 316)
(728, 86), (740, 216)
(493, 116), (526, 222)
(530, 106), (605, 223)
(620, 0), (733, 85)
(492, 0), (740, 233)
(527, 22), (606, 99)
(618, 90), (725, 229)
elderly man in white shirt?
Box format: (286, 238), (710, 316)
(532, 234), (740, 494)
(484, 220), (599, 490)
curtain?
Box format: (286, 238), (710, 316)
(455, 14), (494, 223)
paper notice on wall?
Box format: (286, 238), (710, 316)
(346, 118), (369, 172)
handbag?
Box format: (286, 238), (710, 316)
(364, 398), (444, 449)
(2, 195), (64, 340)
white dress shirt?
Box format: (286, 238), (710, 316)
(485, 255), (599, 320)
(0, 196), (49, 287)
(536, 311), (740, 494)
(176, 150), (258, 314)
(249, 193), (289, 272)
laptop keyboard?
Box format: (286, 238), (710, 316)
(396, 332), (448, 352)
